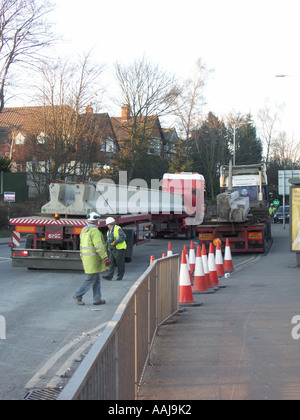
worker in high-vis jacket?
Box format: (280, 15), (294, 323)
(73, 212), (111, 306)
(102, 217), (127, 281)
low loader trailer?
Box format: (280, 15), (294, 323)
(9, 173), (205, 270)
(10, 213), (152, 270)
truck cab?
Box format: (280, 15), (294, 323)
(220, 163), (269, 205)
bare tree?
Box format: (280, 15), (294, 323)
(0, 0), (55, 111)
(271, 131), (300, 167)
(27, 53), (106, 199)
(257, 99), (284, 166)
(113, 57), (179, 181)
(172, 58), (213, 141)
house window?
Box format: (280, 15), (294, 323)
(106, 137), (116, 153)
(37, 132), (47, 144)
(148, 138), (161, 156)
(100, 137), (116, 153)
(15, 133), (26, 145)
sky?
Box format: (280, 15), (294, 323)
(28, 0), (300, 140)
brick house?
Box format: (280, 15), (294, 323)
(0, 106), (119, 175)
(0, 104), (178, 176)
(111, 105), (178, 160)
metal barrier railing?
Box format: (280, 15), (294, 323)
(57, 254), (180, 400)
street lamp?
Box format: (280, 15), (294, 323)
(232, 120), (252, 166)
(275, 74), (300, 78)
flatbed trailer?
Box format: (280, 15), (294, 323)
(9, 213), (152, 270)
(197, 222), (269, 253)
(9, 172), (206, 270)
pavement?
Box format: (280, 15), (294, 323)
(138, 225), (300, 401)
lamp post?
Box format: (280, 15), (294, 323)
(275, 74), (300, 78)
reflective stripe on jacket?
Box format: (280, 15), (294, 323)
(80, 227), (108, 274)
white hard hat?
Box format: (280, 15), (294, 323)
(87, 212), (101, 222)
(106, 217), (116, 225)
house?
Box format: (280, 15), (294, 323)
(79, 106), (119, 173)
(0, 104), (178, 178)
(111, 105), (179, 159)
(0, 106), (49, 172)
(0, 105), (119, 176)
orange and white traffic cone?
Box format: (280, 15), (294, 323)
(193, 246), (212, 294)
(179, 250), (202, 307)
(215, 241), (225, 277)
(208, 242), (219, 287)
(189, 241), (196, 276)
(162, 253), (166, 258)
(150, 255), (155, 265)
(224, 238), (234, 272)
(179, 250), (194, 304)
(183, 244), (193, 284)
(201, 244), (213, 291)
(167, 242), (173, 257)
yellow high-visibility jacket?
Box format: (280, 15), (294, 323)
(269, 206), (276, 216)
(107, 225), (127, 251)
(80, 227), (109, 274)
(113, 225), (127, 250)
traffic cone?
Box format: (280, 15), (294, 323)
(208, 242), (219, 287)
(179, 251), (194, 304)
(224, 238), (234, 272)
(162, 253), (166, 258)
(150, 255), (155, 265)
(179, 251), (202, 306)
(201, 244), (213, 290)
(189, 241), (196, 276)
(183, 244), (192, 284)
(215, 241), (225, 277)
(167, 242), (173, 256)
(193, 246), (212, 293)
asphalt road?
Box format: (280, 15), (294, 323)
(0, 236), (264, 400)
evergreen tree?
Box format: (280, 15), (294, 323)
(232, 116), (263, 165)
(168, 138), (193, 173)
(0, 156), (11, 172)
(191, 113), (230, 199)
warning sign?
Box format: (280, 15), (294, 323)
(4, 192), (15, 203)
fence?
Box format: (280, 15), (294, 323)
(57, 254), (180, 400)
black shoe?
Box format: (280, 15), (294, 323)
(116, 278), (123, 281)
(102, 276), (112, 280)
(93, 299), (106, 305)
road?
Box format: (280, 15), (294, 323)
(0, 236), (265, 400)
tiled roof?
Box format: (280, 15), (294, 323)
(111, 115), (164, 143)
(0, 106), (50, 132)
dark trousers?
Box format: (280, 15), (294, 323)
(106, 249), (125, 280)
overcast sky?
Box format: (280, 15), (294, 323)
(44, 0), (300, 139)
